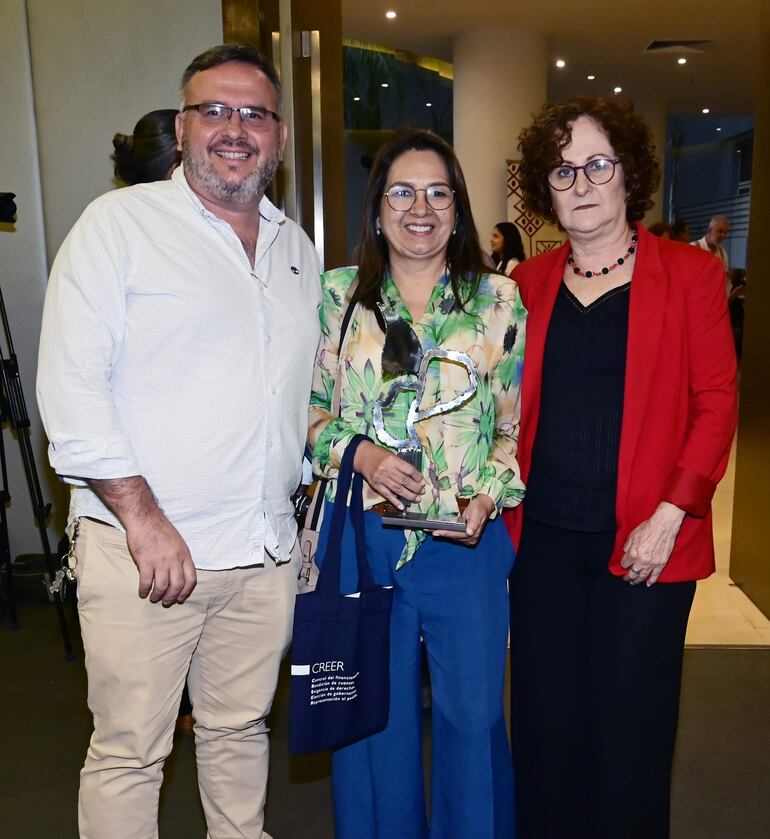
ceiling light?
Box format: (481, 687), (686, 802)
(587, 74), (596, 80)
(613, 86), (622, 94)
(426, 102), (432, 107)
(381, 83), (389, 88)
(702, 107), (710, 114)
(353, 96), (360, 101)
(716, 127), (722, 132)
(677, 57), (687, 65)
(555, 59), (566, 68)
(385, 10), (397, 19)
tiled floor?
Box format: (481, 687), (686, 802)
(686, 439), (770, 646)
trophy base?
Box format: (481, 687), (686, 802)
(381, 512), (467, 532)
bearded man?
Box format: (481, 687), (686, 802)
(37, 43), (321, 839)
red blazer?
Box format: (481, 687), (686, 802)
(504, 225), (738, 582)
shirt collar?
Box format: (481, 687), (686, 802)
(381, 270), (451, 322)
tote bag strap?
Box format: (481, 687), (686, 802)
(316, 434), (376, 597)
(305, 281), (360, 531)
(330, 279), (359, 418)
(349, 472), (377, 592)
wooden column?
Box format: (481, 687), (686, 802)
(729, 2), (770, 618)
(220, 0), (346, 268)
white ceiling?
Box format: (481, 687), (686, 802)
(342, 0), (761, 115)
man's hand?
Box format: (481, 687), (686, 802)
(87, 475), (197, 605)
(432, 494), (496, 546)
(125, 512), (197, 605)
(353, 440), (425, 509)
(620, 501), (687, 587)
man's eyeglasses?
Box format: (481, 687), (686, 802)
(384, 184), (455, 212)
(547, 157), (620, 191)
(182, 102), (280, 131)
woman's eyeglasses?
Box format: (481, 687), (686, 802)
(547, 157), (620, 191)
(383, 184), (455, 212)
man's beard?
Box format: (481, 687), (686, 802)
(182, 137), (279, 204)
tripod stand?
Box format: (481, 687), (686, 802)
(0, 282), (74, 660)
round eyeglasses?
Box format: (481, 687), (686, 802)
(182, 102), (280, 131)
(547, 157), (620, 191)
(383, 184), (456, 212)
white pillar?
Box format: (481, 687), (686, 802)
(453, 27), (548, 253)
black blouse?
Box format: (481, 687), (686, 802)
(524, 281), (631, 532)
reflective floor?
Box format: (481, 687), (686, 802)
(686, 439), (770, 646)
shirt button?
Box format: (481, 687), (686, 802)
(268, 441), (274, 449)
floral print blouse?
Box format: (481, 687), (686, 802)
(308, 266), (527, 568)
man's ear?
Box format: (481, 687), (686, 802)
(175, 111), (185, 152)
(278, 120), (288, 161)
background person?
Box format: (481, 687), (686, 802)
(670, 218), (690, 242)
(505, 96), (737, 839)
(112, 109), (181, 185)
(647, 220), (671, 238)
(692, 214), (730, 271)
(308, 128), (526, 839)
(37, 43), (320, 839)
(489, 220), (526, 275)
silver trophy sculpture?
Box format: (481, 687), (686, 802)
(372, 305), (478, 531)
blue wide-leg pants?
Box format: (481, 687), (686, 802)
(315, 506), (516, 839)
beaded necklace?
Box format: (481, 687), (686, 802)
(567, 226), (638, 279)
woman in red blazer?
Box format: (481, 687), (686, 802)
(504, 97), (737, 839)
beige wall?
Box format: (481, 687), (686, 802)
(0, 1), (54, 557)
(634, 98), (667, 228)
(27, 0), (223, 262)
(0, 1), (222, 555)
(729, 1), (770, 618)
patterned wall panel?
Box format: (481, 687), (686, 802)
(507, 160), (565, 258)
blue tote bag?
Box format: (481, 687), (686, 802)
(289, 435), (393, 754)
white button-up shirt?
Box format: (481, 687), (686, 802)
(37, 166), (321, 569)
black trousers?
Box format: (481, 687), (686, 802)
(509, 515), (696, 839)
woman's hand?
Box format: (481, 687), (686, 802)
(353, 440), (425, 509)
(620, 502), (687, 587)
(432, 494), (496, 546)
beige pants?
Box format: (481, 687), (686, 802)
(73, 518), (297, 839)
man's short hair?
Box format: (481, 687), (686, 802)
(180, 43), (281, 108)
(709, 215), (729, 228)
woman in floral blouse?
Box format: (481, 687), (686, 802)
(308, 129), (526, 839)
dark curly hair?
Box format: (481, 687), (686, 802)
(517, 96), (660, 225)
(353, 129), (486, 312)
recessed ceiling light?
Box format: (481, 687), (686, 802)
(702, 107), (710, 114)
(426, 102), (432, 107)
(587, 74), (596, 80)
(381, 83), (389, 88)
(353, 96), (360, 101)
(555, 59), (566, 68)
(613, 86), (622, 94)
(677, 57), (687, 65)
(385, 10), (397, 19)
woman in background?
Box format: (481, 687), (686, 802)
(112, 109), (180, 185)
(490, 221), (526, 275)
